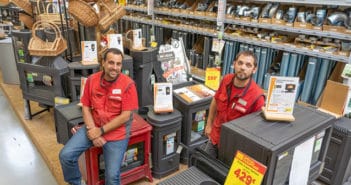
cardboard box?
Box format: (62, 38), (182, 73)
(317, 80), (349, 118)
(323, 25), (346, 33)
(259, 17), (272, 24)
(294, 22), (312, 29)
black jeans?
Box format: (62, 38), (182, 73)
(200, 140), (218, 159)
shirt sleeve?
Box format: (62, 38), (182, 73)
(122, 82), (139, 111)
(80, 77), (91, 107)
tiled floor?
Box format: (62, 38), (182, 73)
(0, 89), (58, 185)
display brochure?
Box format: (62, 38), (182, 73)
(132, 29), (143, 50)
(107, 34), (124, 54)
(342, 64), (351, 117)
(173, 84), (215, 103)
(263, 76), (299, 122)
(225, 150), (267, 185)
(81, 41), (98, 65)
(211, 38), (225, 53)
(205, 67), (221, 90)
(341, 63), (351, 78)
(153, 82), (173, 113)
(158, 38), (190, 84)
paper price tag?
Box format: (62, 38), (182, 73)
(205, 67), (221, 90)
(225, 150), (266, 185)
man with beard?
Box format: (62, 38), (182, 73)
(202, 50), (264, 158)
(59, 48), (138, 185)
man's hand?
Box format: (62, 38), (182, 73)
(92, 137), (106, 147)
(205, 123), (212, 137)
(87, 127), (103, 140)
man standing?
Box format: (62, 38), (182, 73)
(202, 50), (265, 158)
(59, 48), (138, 185)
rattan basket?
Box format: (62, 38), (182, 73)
(28, 21), (67, 56)
(36, 1), (63, 25)
(11, 0), (32, 16)
(19, 13), (34, 29)
(0, 0), (10, 6)
(98, 0), (126, 31)
(68, 0), (98, 27)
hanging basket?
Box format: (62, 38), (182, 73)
(28, 21), (67, 56)
(11, 0), (33, 16)
(36, 1), (63, 25)
(0, 0), (10, 6)
(68, 0), (99, 27)
(19, 13), (34, 29)
(98, 0), (126, 31)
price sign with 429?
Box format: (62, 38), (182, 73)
(233, 168), (256, 185)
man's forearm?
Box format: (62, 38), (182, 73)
(101, 111), (132, 134)
(82, 106), (95, 129)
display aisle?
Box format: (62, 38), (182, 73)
(0, 72), (186, 185)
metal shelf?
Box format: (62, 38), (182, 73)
(123, 15), (218, 37)
(126, 6), (351, 41)
(153, 10), (217, 22)
(225, 19), (351, 41)
(224, 33), (350, 63)
(248, 0), (351, 6)
(125, 6), (148, 12)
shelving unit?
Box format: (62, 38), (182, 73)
(124, 3), (351, 65)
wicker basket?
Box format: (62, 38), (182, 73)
(0, 0), (10, 6)
(36, 1), (63, 25)
(28, 21), (67, 56)
(98, 0), (126, 31)
(68, 0), (98, 27)
(11, 0), (33, 16)
(19, 13), (34, 29)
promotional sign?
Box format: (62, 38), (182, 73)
(225, 150), (267, 185)
(81, 41), (98, 65)
(107, 34), (124, 54)
(263, 76), (299, 121)
(205, 67), (221, 90)
(153, 82), (173, 113)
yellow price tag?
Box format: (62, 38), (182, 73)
(225, 150), (267, 185)
(151, 41), (158, 48)
(205, 67), (221, 90)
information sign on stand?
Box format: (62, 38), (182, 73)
(262, 76), (299, 122)
(154, 82), (173, 113)
(107, 34), (124, 54)
(81, 41), (98, 65)
(225, 150), (267, 185)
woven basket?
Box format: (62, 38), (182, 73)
(11, 0), (33, 16)
(19, 13), (34, 29)
(36, 1), (63, 25)
(68, 0), (98, 27)
(0, 0), (10, 6)
(28, 21), (67, 56)
(98, 0), (126, 31)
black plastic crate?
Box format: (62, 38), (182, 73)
(54, 101), (82, 144)
(219, 104), (335, 185)
(147, 108), (182, 178)
(319, 117), (351, 185)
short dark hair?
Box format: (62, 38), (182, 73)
(234, 50), (258, 67)
(103, 48), (124, 61)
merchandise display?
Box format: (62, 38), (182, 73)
(219, 104), (335, 185)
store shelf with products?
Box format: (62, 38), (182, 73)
(246, 0), (351, 6)
(122, 15), (217, 37)
(224, 33), (350, 63)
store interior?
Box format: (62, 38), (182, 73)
(1, 0), (351, 185)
